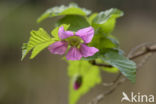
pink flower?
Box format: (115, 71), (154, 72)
(48, 26), (99, 60)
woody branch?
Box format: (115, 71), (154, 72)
(89, 42), (156, 104)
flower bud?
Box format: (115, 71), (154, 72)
(74, 76), (82, 90)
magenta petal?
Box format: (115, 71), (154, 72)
(48, 41), (68, 55)
(75, 26), (94, 43)
(80, 44), (99, 57)
(66, 47), (82, 60)
(58, 26), (74, 40)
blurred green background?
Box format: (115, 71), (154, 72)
(0, 0), (156, 104)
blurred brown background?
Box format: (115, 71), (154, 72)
(0, 0), (156, 104)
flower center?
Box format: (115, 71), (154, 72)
(66, 36), (83, 47)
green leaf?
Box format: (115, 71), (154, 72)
(37, 3), (91, 23)
(51, 24), (70, 40)
(100, 50), (136, 82)
(21, 28), (55, 60)
(57, 15), (90, 31)
(93, 19), (116, 34)
(68, 60), (101, 104)
(91, 8), (123, 34)
(82, 33), (120, 61)
(30, 41), (54, 59)
(84, 33), (121, 61)
(89, 34), (119, 51)
(93, 8), (123, 24)
(83, 48), (124, 61)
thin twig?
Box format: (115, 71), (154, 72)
(88, 42), (156, 104)
(127, 41), (156, 58)
(129, 45), (156, 60)
(102, 72), (121, 87)
(89, 76), (125, 104)
(137, 53), (152, 68)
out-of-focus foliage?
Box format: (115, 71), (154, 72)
(93, 8), (123, 24)
(37, 3), (91, 23)
(89, 34), (119, 50)
(57, 15), (90, 31)
(21, 3), (136, 104)
(68, 60), (101, 104)
(92, 8), (123, 34)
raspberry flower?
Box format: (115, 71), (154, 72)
(48, 26), (99, 60)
